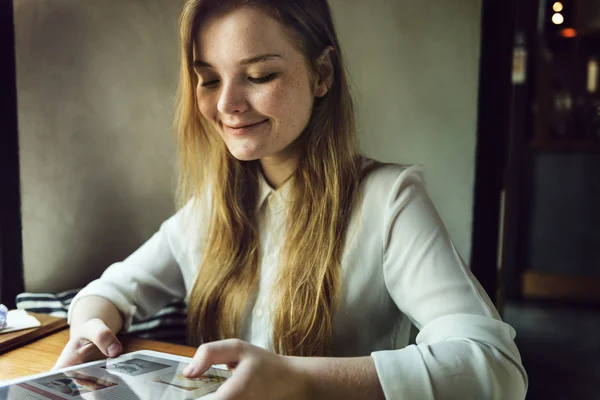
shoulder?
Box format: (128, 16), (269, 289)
(163, 195), (209, 249)
(349, 158), (432, 254)
(358, 157), (426, 203)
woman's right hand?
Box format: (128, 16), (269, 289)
(53, 318), (123, 370)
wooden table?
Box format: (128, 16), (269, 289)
(0, 313), (69, 354)
(0, 325), (197, 382)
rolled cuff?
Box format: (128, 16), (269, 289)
(370, 314), (527, 400)
(371, 346), (435, 400)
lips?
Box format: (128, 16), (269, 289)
(224, 120), (267, 129)
(223, 119), (269, 135)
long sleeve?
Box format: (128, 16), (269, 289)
(370, 166), (528, 399)
(67, 201), (197, 330)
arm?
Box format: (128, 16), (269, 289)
(290, 356), (385, 400)
(369, 165), (527, 399)
(69, 295), (124, 336)
(183, 167), (527, 399)
(291, 166), (526, 400)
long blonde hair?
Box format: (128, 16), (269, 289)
(175, 0), (361, 356)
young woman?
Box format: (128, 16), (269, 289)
(57, 1), (528, 399)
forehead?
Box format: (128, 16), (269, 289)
(194, 6), (297, 64)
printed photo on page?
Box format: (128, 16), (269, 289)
(0, 350), (232, 400)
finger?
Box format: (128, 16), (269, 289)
(183, 339), (247, 377)
(53, 340), (82, 370)
(53, 339), (106, 369)
(79, 319), (122, 358)
(53, 340), (94, 369)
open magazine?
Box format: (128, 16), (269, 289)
(0, 350), (232, 400)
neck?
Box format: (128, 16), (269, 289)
(260, 150), (300, 189)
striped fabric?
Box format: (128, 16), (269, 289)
(15, 290), (188, 345)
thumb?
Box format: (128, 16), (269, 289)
(76, 318), (122, 358)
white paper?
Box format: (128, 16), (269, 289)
(0, 310), (41, 334)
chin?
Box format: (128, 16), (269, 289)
(230, 154), (259, 162)
(227, 147), (264, 162)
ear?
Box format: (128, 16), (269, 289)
(313, 46), (335, 98)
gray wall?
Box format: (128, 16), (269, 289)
(331, 0), (481, 261)
(14, 0), (181, 292)
(14, 0), (481, 292)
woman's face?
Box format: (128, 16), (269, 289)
(194, 6), (318, 162)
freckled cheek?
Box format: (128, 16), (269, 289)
(276, 91), (313, 133)
(253, 86), (297, 123)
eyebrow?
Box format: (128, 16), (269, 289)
(193, 53), (283, 69)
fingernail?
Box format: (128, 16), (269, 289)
(107, 343), (120, 358)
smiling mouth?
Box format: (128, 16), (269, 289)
(225, 120), (268, 129)
(223, 119), (269, 135)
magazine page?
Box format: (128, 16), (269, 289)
(0, 350), (232, 400)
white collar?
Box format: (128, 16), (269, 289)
(256, 171), (293, 212)
(257, 171), (274, 210)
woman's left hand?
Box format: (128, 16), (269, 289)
(183, 339), (309, 400)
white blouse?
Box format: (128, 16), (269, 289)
(68, 160), (528, 399)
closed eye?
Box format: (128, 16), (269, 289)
(200, 73), (278, 88)
(200, 79), (220, 88)
(248, 73), (278, 84)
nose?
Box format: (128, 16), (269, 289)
(217, 81), (249, 115)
